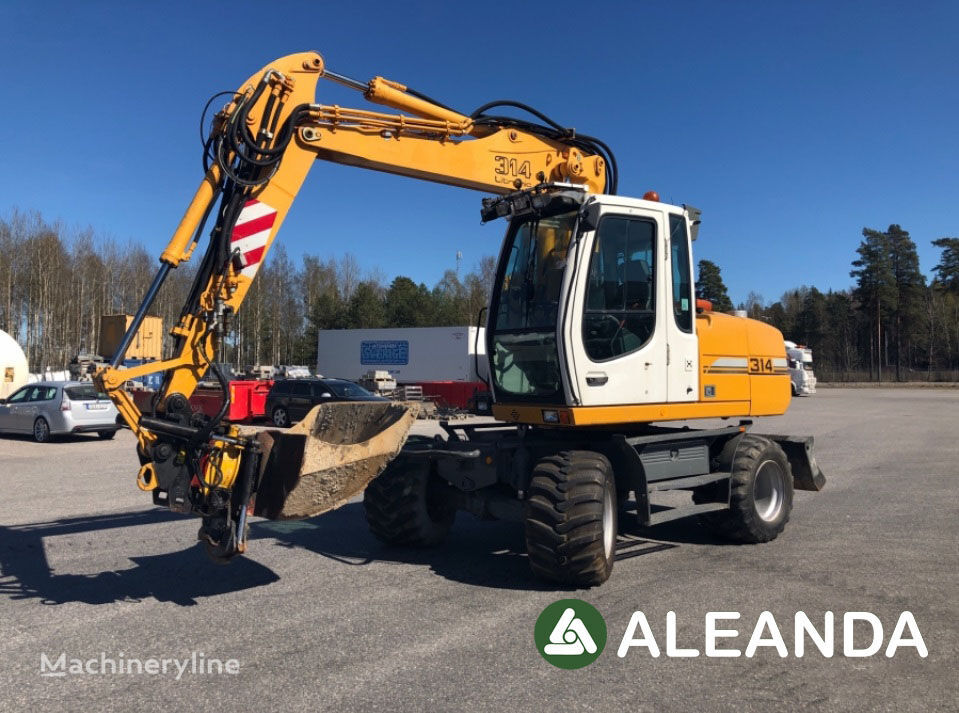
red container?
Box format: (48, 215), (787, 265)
(198, 380), (272, 421)
(190, 388), (228, 419)
(416, 380), (488, 410)
(130, 380), (274, 423)
(249, 380), (273, 419)
(131, 388), (156, 413)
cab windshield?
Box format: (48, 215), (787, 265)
(489, 211), (577, 402)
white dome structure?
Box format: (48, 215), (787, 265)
(0, 330), (28, 399)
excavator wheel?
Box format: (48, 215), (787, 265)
(693, 434), (793, 543)
(363, 457), (455, 546)
(203, 540), (241, 566)
(199, 521), (248, 565)
(524, 450), (617, 587)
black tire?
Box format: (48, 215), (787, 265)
(524, 451), (617, 587)
(695, 434), (793, 543)
(33, 417), (51, 443)
(98, 430), (116, 440)
(203, 541), (238, 565)
(364, 458), (455, 546)
(271, 406), (289, 428)
(199, 522), (248, 565)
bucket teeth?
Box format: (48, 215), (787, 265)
(251, 402), (415, 520)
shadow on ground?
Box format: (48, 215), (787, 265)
(0, 510), (279, 606)
(0, 500), (729, 604)
(252, 501), (724, 591)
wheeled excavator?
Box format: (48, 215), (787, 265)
(97, 51), (824, 585)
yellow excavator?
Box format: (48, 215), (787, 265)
(96, 51), (823, 585)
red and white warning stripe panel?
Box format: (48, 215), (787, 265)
(230, 199), (277, 278)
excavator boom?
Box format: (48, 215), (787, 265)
(95, 51), (611, 561)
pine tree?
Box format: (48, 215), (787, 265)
(886, 225), (926, 380)
(695, 260), (733, 312)
(384, 276), (434, 327)
(796, 287), (827, 353)
(851, 228), (896, 380)
(347, 281), (385, 328)
(932, 237), (959, 292)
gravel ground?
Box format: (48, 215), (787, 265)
(0, 388), (956, 712)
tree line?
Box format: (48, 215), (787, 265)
(697, 227), (959, 381)
(0, 209), (495, 371)
(237, 248), (495, 367)
(2, 208), (956, 381)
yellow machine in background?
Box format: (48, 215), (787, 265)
(98, 314), (163, 362)
(97, 51), (823, 584)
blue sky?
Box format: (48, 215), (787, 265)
(1, 1), (956, 307)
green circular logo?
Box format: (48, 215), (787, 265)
(534, 599), (607, 669)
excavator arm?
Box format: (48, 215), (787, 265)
(95, 50), (611, 561)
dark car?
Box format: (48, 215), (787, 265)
(265, 377), (387, 427)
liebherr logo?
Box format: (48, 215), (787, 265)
(534, 599), (607, 669)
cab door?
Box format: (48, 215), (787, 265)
(565, 205), (668, 406)
(665, 212), (698, 402)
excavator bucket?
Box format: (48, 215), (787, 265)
(250, 401), (415, 520)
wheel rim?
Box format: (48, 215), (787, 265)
(602, 485), (616, 561)
(35, 420), (48, 441)
(273, 408), (287, 427)
(753, 460), (785, 522)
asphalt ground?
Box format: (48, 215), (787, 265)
(0, 388), (956, 712)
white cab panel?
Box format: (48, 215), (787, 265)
(563, 198), (669, 406)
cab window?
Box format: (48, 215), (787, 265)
(583, 216), (656, 361)
(669, 214), (693, 333)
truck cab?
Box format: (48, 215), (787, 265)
(785, 340), (817, 396)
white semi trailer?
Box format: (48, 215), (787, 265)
(316, 326), (487, 383)
(785, 340), (817, 396)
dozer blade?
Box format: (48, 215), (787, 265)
(250, 401), (415, 520)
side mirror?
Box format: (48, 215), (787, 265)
(0, 398), (6, 404)
(684, 205), (702, 241)
(579, 202), (601, 232)
(320, 392), (332, 399)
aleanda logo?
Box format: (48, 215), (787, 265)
(534, 599), (607, 669)
(617, 611), (927, 658)
(534, 605), (927, 668)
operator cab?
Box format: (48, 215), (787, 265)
(484, 185), (701, 412)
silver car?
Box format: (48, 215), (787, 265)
(0, 381), (120, 442)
